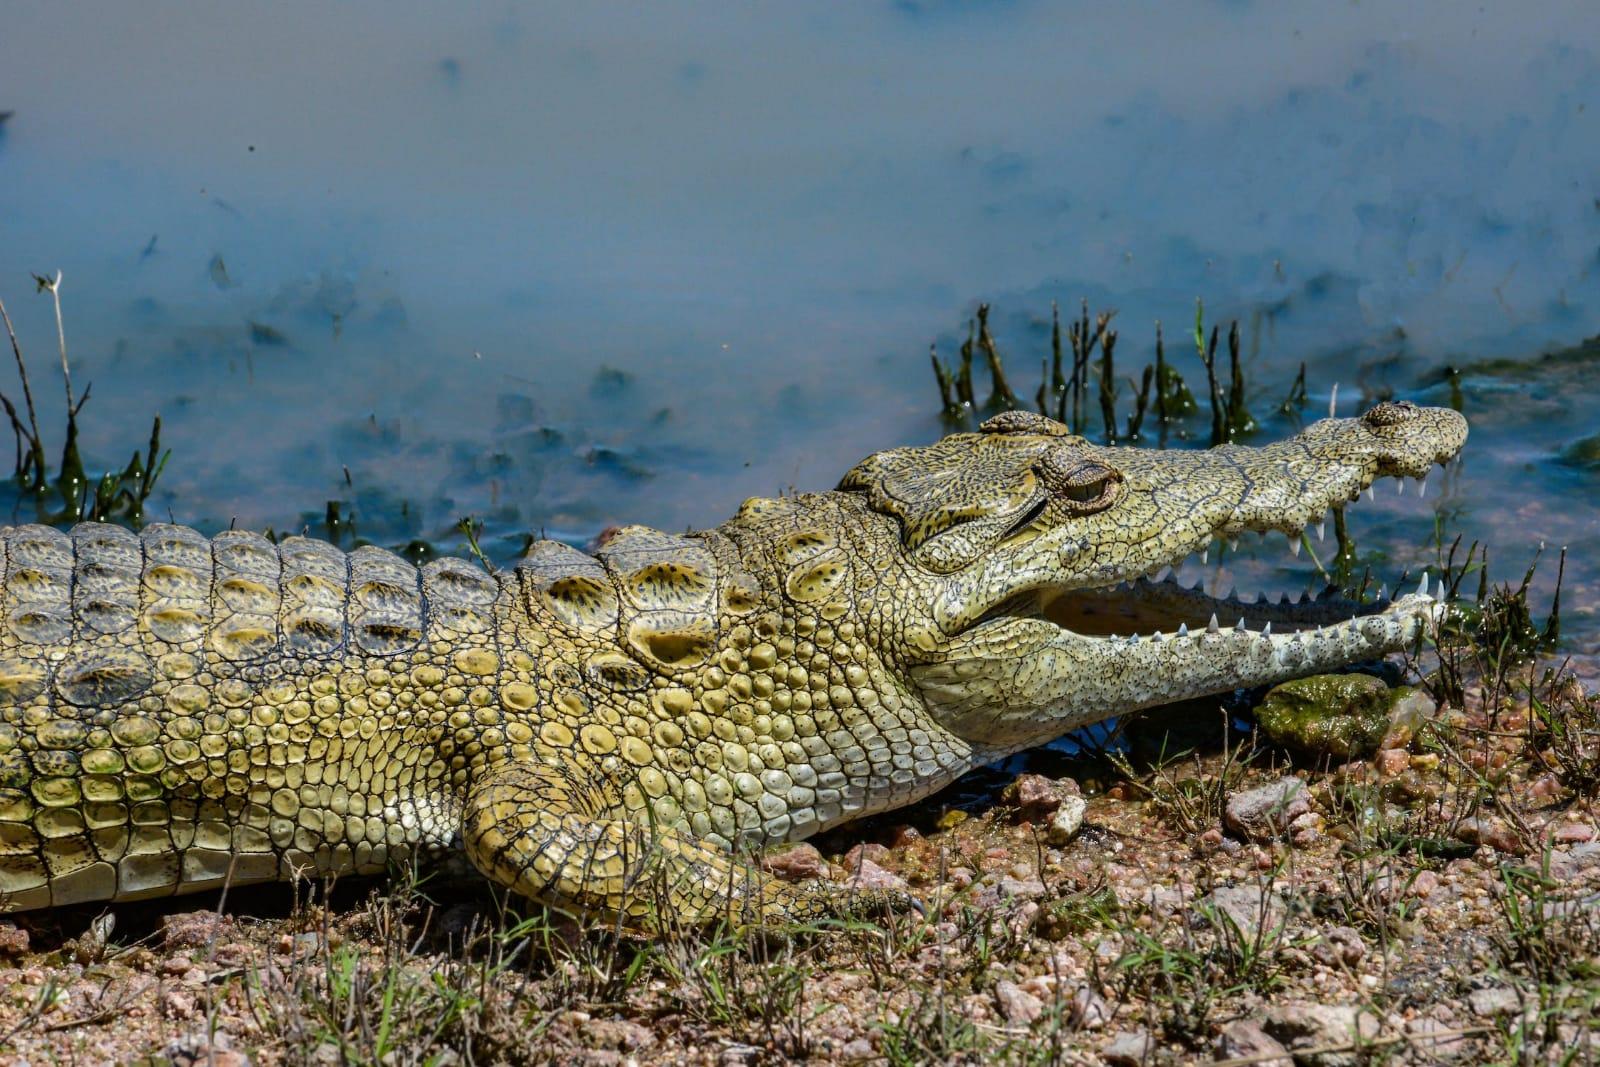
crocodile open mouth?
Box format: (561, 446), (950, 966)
(970, 462), (1452, 662)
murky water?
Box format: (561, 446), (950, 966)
(2, 3), (1597, 664)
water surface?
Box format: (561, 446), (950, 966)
(1, 3), (1597, 664)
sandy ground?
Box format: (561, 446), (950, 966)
(2, 675), (1598, 1066)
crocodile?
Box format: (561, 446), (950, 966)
(0, 401), (1465, 930)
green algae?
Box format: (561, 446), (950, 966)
(1254, 674), (1413, 762)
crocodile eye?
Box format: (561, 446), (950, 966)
(1039, 455), (1122, 512)
(1062, 478), (1110, 504)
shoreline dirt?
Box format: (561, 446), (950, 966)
(2, 669), (1597, 1066)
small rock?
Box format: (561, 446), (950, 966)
(1373, 748), (1410, 777)
(1409, 869), (1441, 898)
(1467, 985), (1522, 1018)
(1455, 817), (1525, 856)
(1215, 1019), (1293, 1067)
(1224, 776), (1309, 841)
(1549, 842), (1600, 880)
(1405, 1015), (1473, 1061)
(1381, 688), (1437, 748)
(164, 1032), (252, 1067)
(998, 876), (1047, 900)
(160, 987), (197, 1021)
(1003, 773), (1078, 818)
(995, 979), (1044, 1026)
(1200, 884), (1289, 940)
(0, 920), (28, 958)
(586, 1017), (656, 1051)
(1311, 925), (1366, 967)
(847, 857), (907, 891)
(1527, 773), (1564, 805)
(1068, 986), (1111, 1030)
(763, 843), (826, 881)
(1103, 1028), (1152, 1065)
(161, 911), (234, 951)
(1046, 795), (1088, 845)
(888, 823), (923, 848)
(945, 866), (975, 889)
(840, 1037), (876, 1062)
(719, 1043), (763, 1066)
(1263, 1002), (1381, 1067)
(842, 842), (890, 873)
(1552, 823), (1595, 844)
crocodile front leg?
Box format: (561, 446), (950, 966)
(462, 759), (867, 932)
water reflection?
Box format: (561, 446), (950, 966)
(0, 3), (1596, 658)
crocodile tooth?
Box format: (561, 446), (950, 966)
(1151, 630), (1164, 642)
(1366, 485), (1375, 502)
(1207, 613), (1219, 634)
(1417, 475), (1428, 499)
(1234, 617), (1246, 633)
(1261, 621), (1272, 636)
(1177, 623), (1189, 637)
(1228, 537), (1239, 552)
(1396, 478), (1405, 496)
(1290, 536), (1301, 558)
(1417, 572), (1429, 598)
(1315, 521), (1326, 542)
(1201, 547), (1209, 565)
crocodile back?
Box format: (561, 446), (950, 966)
(0, 522), (504, 909)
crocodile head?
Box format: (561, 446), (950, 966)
(835, 401), (1467, 752)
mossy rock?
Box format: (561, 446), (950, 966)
(1255, 674), (1413, 762)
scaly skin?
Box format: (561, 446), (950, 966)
(0, 402), (1466, 930)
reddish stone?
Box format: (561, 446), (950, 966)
(1409, 869), (1441, 898)
(847, 857), (907, 891)
(1373, 749), (1410, 777)
(763, 843), (826, 881)
(1457, 818), (1526, 856)
(842, 842), (890, 873)
(0, 920), (28, 958)
(160, 911), (234, 951)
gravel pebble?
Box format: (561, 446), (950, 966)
(1455, 817), (1525, 855)
(995, 979), (1044, 1025)
(1225, 776), (1309, 840)
(1214, 1019), (1293, 1067)
(846, 857), (906, 891)
(1467, 985), (1522, 1018)
(998, 876), (1047, 900)
(841, 842), (890, 872)
(161, 911), (234, 951)
(1311, 925), (1366, 967)
(1068, 986), (1111, 1030)
(1200, 883), (1290, 940)
(1103, 1028), (1152, 1065)
(763, 843), (827, 881)
(1262, 1002), (1381, 1067)
(0, 921), (28, 958)
(1047, 795), (1088, 844)
(164, 1031), (252, 1067)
